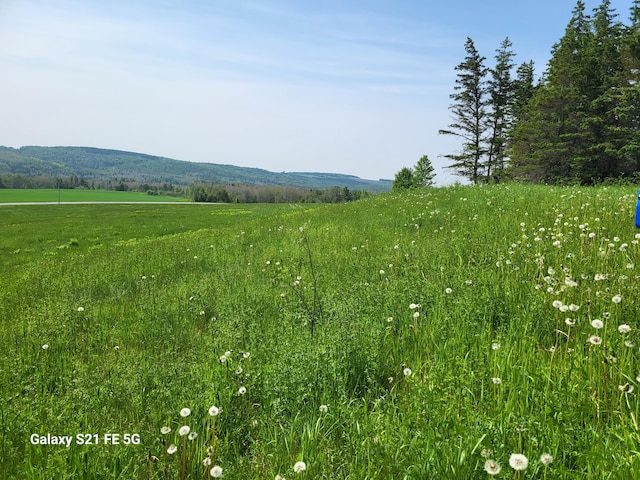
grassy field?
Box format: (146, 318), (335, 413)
(0, 188), (187, 203)
(1, 184), (640, 479)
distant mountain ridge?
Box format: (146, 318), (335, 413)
(0, 146), (392, 192)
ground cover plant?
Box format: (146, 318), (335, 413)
(1, 184), (640, 479)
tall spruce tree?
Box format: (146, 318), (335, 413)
(486, 38), (516, 181)
(439, 37), (489, 184)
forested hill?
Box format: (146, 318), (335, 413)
(0, 146), (392, 192)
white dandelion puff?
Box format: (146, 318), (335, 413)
(589, 335), (603, 345)
(540, 453), (553, 466)
(612, 295), (622, 304)
(509, 453), (528, 471)
(179, 426), (190, 436)
(293, 461), (306, 473)
(180, 408), (191, 417)
(403, 368), (412, 377)
(238, 386), (247, 395)
(591, 319), (604, 329)
(167, 444), (177, 454)
(210, 465), (223, 477)
(319, 405), (328, 413)
(160, 426), (171, 435)
(484, 459), (501, 475)
(619, 324), (631, 334)
(209, 405), (220, 416)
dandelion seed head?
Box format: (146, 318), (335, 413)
(180, 408), (191, 417)
(612, 295), (622, 304)
(160, 426), (171, 434)
(319, 405), (328, 413)
(77, 307), (84, 312)
(243, 352), (251, 358)
(188, 432), (198, 440)
(403, 368), (412, 377)
(238, 386), (247, 395)
(589, 335), (603, 345)
(591, 319), (604, 329)
(445, 288), (453, 294)
(509, 453), (529, 471)
(484, 459), (501, 475)
(491, 342), (500, 350)
(42, 344), (49, 350)
(492, 377), (501, 384)
(619, 324), (631, 334)
(293, 461), (306, 473)
(167, 444), (177, 454)
(540, 453), (553, 466)
(203, 457), (212, 467)
(210, 465), (223, 477)
(179, 426), (190, 436)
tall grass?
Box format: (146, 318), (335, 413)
(1, 184), (639, 478)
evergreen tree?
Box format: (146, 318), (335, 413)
(486, 38), (516, 181)
(509, 1), (594, 182)
(413, 155), (436, 187)
(439, 37), (489, 184)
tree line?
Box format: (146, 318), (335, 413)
(438, 0), (640, 185)
(190, 183), (371, 203)
(0, 174), (372, 204)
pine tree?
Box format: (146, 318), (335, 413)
(439, 37), (489, 184)
(486, 38), (516, 181)
(413, 155), (436, 187)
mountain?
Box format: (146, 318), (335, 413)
(0, 146), (392, 192)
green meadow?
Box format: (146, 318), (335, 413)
(2, 184), (640, 479)
(0, 188), (187, 203)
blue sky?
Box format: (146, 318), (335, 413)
(0, 0), (635, 184)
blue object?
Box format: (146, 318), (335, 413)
(636, 190), (640, 228)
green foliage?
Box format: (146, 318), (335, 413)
(392, 166), (416, 190)
(510, 0), (640, 184)
(394, 156), (436, 189)
(2, 185), (640, 478)
(439, 37), (489, 184)
(413, 155), (436, 187)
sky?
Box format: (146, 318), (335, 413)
(0, 0), (636, 184)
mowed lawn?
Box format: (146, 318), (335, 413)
(0, 188), (188, 203)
